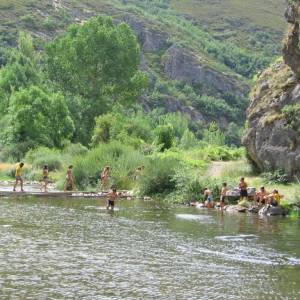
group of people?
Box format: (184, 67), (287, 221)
(202, 177), (283, 210)
(12, 163), (146, 210)
(12, 163), (112, 193)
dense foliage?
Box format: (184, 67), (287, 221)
(0, 13), (247, 200)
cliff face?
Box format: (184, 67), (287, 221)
(243, 1), (300, 178)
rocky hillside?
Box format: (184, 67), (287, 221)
(0, 0), (286, 128)
(243, 0), (300, 179)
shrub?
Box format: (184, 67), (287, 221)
(155, 124), (175, 151)
(72, 142), (145, 190)
(180, 129), (198, 149)
(283, 103), (300, 134)
(262, 169), (289, 185)
(25, 147), (63, 171)
(62, 143), (88, 157)
(42, 17), (57, 31)
(138, 156), (180, 195)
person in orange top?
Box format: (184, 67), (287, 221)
(13, 162), (24, 192)
(267, 189), (283, 207)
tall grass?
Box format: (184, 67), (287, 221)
(25, 147), (63, 171)
(138, 155), (180, 196)
(72, 142), (145, 190)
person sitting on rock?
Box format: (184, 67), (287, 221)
(203, 188), (214, 208)
(239, 177), (248, 201)
(255, 186), (268, 206)
(267, 189), (283, 207)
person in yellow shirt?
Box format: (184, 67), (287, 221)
(13, 162), (24, 192)
(267, 189), (282, 207)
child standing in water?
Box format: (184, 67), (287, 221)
(13, 162), (24, 192)
(41, 165), (49, 193)
(220, 182), (228, 210)
(203, 188), (213, 208)
(64, 165), (76, 191)
(106, 188), (118, 210)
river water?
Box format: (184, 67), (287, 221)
(0, 197), (299, 300)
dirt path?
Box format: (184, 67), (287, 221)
(206, 161), (232, 177)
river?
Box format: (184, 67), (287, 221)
(0, 197), (299, 299)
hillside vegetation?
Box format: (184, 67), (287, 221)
(0, 0), (291, 199)
(0, 0), (286, 133)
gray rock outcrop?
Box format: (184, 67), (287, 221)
(243, 1), (300, 178)
(161, 44), (249, 97)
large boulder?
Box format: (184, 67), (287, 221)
(243, 61), (300, 178)
(225, 205), (247, 213)
(243, 0), (300, 178)
(258, 205), (287, 216)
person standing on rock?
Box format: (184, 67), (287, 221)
(13, 162), (24, 192)
(99, 166), (110, 191)
(239, 177), (248, 201)
(203, 188), (213, 208)
(40, 165), (49, 193)
(64, 165), (76, 191)
(220, 182), (228, 210)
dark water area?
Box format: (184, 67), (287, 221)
(0, 197), (299, 299)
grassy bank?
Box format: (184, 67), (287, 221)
(0, 142), (244, 200)
(208, 159), (300, 206)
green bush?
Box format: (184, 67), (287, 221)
(72, 142), (145, 190)
(62, 143), (88, 157)
(262, 169), (289, 185)
(138, 156), (180, 195)
(42, 17), (57, 31)
(155, 124), (175, 151)
(283, 103), (300, 134)
(25, 147), (63, 171)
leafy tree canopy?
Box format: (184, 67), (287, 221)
(45, 16), (147, 103)
(5, 85), (74, 148)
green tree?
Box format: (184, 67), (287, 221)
(91, 113), (115, 145)
(45, 16), (147, 141)
(224, 122), (242, 146)
(155, 124), (175, 151)
(0, 32), (41, 113)
(6, 86), (74, 149)
(202, 122), (225, 146)
(180, 129), (197, 149)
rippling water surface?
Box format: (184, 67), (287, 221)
(0, 197), (300, 299)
